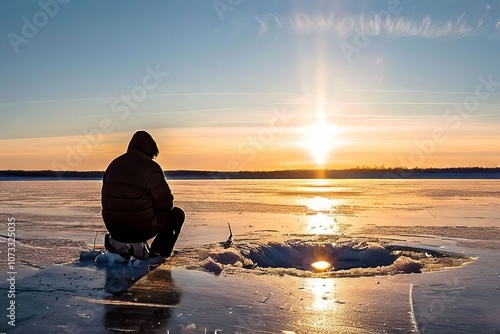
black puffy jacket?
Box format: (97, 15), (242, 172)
(101, 131), (173, 241)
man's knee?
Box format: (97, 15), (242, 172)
(172, 207), (185, 225)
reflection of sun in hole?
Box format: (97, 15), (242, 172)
(306, 213), (339, 234)
(305, 278), (336, 311)
(311, 261), (332, 271)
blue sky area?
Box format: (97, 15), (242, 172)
(0, 0), (499, 170)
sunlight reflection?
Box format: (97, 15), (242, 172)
(306, 213), (339, 234)
(305, 278), (337, 311)
(310, 179), (330, 187)
(302, 196), (341, 234)
(311, 261), (332, 271)
(304, 196), (342, 211)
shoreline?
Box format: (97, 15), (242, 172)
(1, 167), (499, 181)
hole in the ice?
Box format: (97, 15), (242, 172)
(174, 239), (474, 277)
(246, 243), (399, 272)
(240, 242), (469, 274)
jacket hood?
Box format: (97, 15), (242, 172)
(127, 131), (159, 159)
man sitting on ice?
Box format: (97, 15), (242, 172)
(101, 130), (185, 259)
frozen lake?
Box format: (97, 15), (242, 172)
(1, 178), (499, 278)
(0, 179), (499, 250)
(1, 179), (500, 333)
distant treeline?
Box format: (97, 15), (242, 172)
(0, 167), (499, 180)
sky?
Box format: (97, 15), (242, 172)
(0, 0), (499, 171)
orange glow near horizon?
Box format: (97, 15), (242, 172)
(0, 120), (498, 171)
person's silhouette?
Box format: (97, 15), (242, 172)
(102, 130), (185, 257)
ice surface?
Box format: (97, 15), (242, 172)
(0, 179), (499, 332)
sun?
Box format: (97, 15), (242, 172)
(301, 107), (337, 165)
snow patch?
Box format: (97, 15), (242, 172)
(203, 256), (223, 275)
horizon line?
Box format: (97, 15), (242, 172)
(1, 167), (499, 173)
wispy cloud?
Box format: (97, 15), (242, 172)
(0, 92), (293, 106)
(262, 13), (486, 39)
(9, 119), (41, 123)
(274, 101), (500, 106)
(495, 21), (500, 37)
(253, 16), (268, 35)
(253, 14), (284, 36)
(76, 107), (256, 119)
